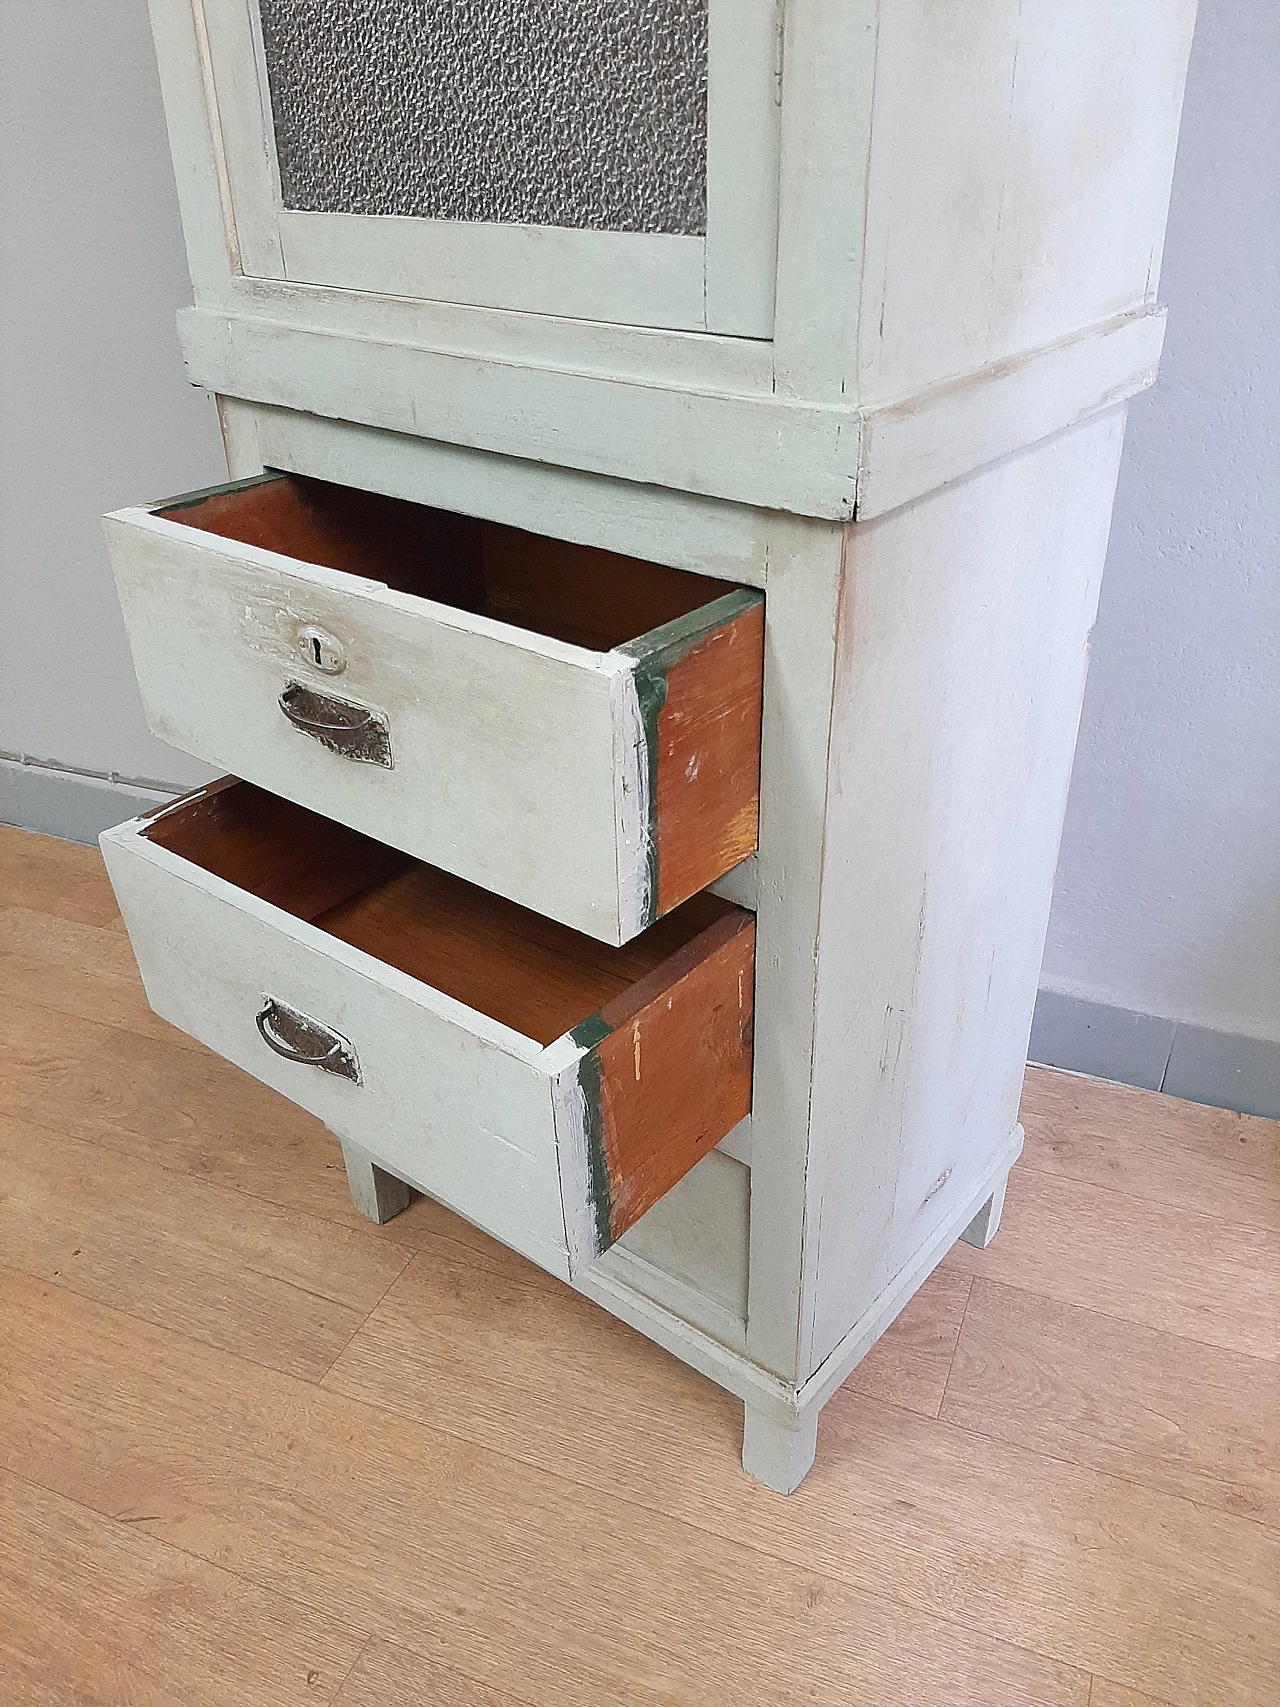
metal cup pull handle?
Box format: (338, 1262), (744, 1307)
(278, 681), (392, 768)
(255, 997), (361, 1083)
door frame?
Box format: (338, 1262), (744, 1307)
(196, 0), (781, 336)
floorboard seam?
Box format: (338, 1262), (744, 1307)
(324, 1633), (374, 1707)
(317, 1248), (418, 1382)
(1009, 1155), (1280, 1239)
(311, 1367), (1099, 1688)
(940, 1262), (1279, 1366)
(932, 1391), (1280, 1537)
(936, 1273), (977, 1415)
(0, 1257), (360, 1390)
(0, 1460), (372, 1660)
(2, 1099), (426, 1253)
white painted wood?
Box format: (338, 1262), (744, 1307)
(793, 1124), (1025, 1417)
(574, 1120), (1025, 1433)
(178, 303), (1165, 523)
(855, 308), (1166, 521)
(176, 307), (862, 521)
(608, 662), (652, 947)
(149, 0), (1195, 520)
(741, 1402), (819, 1495)
(100, 802), (577, 1280)
(184, 0), (778, 337)
(103, 491), (750, 945)
(192, 0), (282, 279)
(770, 0), (879, 403)
(855, 0), (1199, 404)
(703, 0), (782, 336)
(144, 0), (235, 295)
(743, 515), (846, 1382)
(800, 412), (1129, 1375)
(220, 400), (772, 590)
(599, 1148), (751, 1353)
(542, 1036), (601, 1281)
(277, 214), (708, 334)
(215, 396), (262, 481)
(574, 1259), (800, 1428)
(206, 271), (775, 398)
(714, 1117), (753, 1170)
(707, 854), (758, 912)
(960, 1175), (1007, 1251)
(337, 1139), (412, 1227)
(118, 0), (1202, 1493)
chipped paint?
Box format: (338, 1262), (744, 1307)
(569, 1010), (615, 1254)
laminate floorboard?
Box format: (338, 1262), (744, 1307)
(0, 902), (207, 1051)
(330, 1639), (534, 1707)
(0, 830), (1275, 1706)
(0, 1468), (363, 1707)
(0, 822), (125, 929)
(940, 1277), (1280, 1527)
(0, 1112), (411, 1381)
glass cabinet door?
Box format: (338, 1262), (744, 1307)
(199, 0), (780, 335)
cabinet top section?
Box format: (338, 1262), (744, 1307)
(153, 0), (1197, 519)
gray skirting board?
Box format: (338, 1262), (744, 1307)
(5, 754), (1279, 1125)
(1029, 987), (1280, 1124)
(0, 753), (179, 845)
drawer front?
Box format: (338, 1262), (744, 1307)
(100, 786), (754, 1280)
(103, 477), (763, 946)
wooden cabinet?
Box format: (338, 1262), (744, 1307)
(104, 0), (1199, 1490)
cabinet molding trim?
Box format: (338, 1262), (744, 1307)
(574, 1122), (1024, 1424)
(184, 304), (1164, 521)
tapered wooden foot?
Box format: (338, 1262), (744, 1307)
(340, 1140), (412, 1225)
(960, 1173), (1008, 1249)
(741, 1403), (819, 1494)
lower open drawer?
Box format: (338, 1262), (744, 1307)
(101, 779), (754, 1279)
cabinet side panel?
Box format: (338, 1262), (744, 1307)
(802, 408), (1128, 1374)
(857, 0), (1197, 402)
(586, 911), (755, 1247)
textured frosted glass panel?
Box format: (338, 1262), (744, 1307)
(257, 1), (708, 235)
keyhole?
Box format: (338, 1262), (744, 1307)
(297, 624), (346, 675)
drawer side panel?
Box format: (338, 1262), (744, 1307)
(556, 910), (755, 1267)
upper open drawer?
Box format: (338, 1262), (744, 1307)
(104, 472), (763, 946)
(101, 779), (754, 1280)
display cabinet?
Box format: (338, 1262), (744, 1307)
(102, 0), (1197, 1490)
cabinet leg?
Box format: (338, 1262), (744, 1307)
(741, 1402), (819, 1494)
(960, 1173), (1008, 1249)
(340, 1140), (412, 1225)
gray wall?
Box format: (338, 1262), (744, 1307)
(2, 4), (1276, 1108)
(0, 0), (223, 828)
(1035, 0), (1280, 1111)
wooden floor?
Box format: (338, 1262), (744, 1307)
(1, 823), (1277, 1707)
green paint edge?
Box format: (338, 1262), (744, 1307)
(615, 587), (764, 671)
(569, 1012), (615, 1255)
(153, 469), (283, 517)
(615, 588), (763, 928)
(631, 661), (667, 929)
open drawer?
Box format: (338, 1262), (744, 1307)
(103, 472), (763, 946)
(101, 779), (755, 1280)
